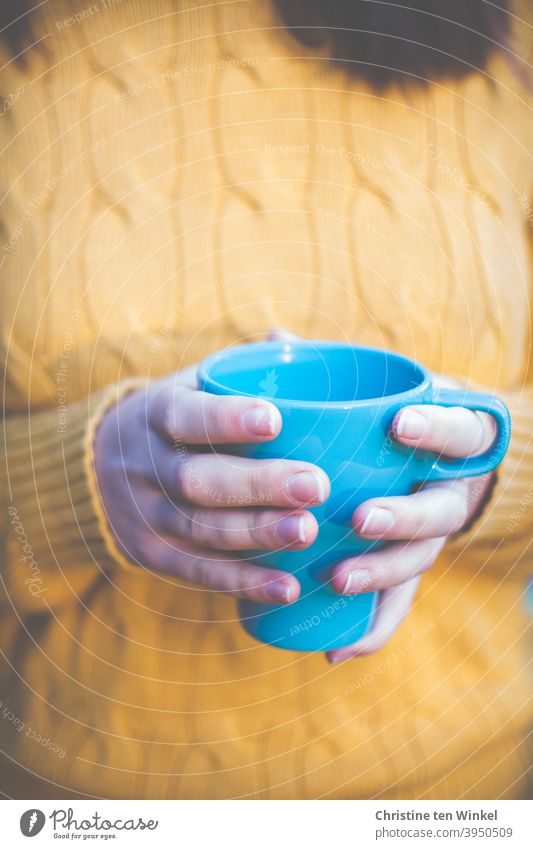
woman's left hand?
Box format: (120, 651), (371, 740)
(265, 329), (500, 665)
(327, 393), (498, 663)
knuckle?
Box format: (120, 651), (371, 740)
(238, 586), (256, 601)
(191, 555), (212, 587)
(442, 407), (462, 444)
(208, 524), (229, 549)
(415, 507), (438, 536)
(247, 514), (272, 548)
(176, 454), (198, 501)
(222, 400), (245, 437)
(134, 529), (156, 566)
(212, 517), (241, 549)
(204, 399), (226, 441)
(229, 563), (254, 599)
(187, 507), (206, 545)
(162, 397), (178, 439)
(248, 466), (269, 506)
(204, 397), (244, 442)
(152, 497), (169, 532)
(269, 465), (290, 505)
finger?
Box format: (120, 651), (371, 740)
(166, 452), (330, 508)
(392, 404), (497, 457)
(150, 384), (282, 445)
(176, 364), (199, 390)
(327, 577), (420, 662)
(155, 501), (318, 550)
(330, 536), (445, 595)
(145, 537), (301, 604)
(352, 479), (469, 541)
(266, 328), (301, 341)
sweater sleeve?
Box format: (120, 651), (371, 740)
(0, 379), (147, 614)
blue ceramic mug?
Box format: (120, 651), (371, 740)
(198, 341), (511, 652)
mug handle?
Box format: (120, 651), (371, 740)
(415, 387), (511, 481)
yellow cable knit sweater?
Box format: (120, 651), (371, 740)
(0, 0), (532, 799)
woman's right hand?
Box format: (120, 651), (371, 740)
(93, 365), (330, 604)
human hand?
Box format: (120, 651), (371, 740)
(327, 381), (498, 662)
(93, 363), (330, 604)
(267, 330), (501, 664)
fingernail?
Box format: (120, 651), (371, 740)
(396, 409), (427, 440)
(265, 579), (293, 604)
(286, 472), (326, 504)
(357, 506), (394, 536)
(342, 569), (372, 594)
(275, 514), (308, 544)
(243, 405), (277, 436)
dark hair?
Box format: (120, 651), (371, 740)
(0, 1), (34, 60)
(1, 0), (511, 86)
(274, 0), (511, 86)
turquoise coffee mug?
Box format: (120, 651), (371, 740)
(198, 341), (510, 652)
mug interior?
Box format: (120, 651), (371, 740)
(202, 343), (426, 404)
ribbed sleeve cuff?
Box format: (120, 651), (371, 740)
(83, 381), (152, 575)
(1, 378), (148, 611)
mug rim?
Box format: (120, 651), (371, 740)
(197, 341), (432, 409)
